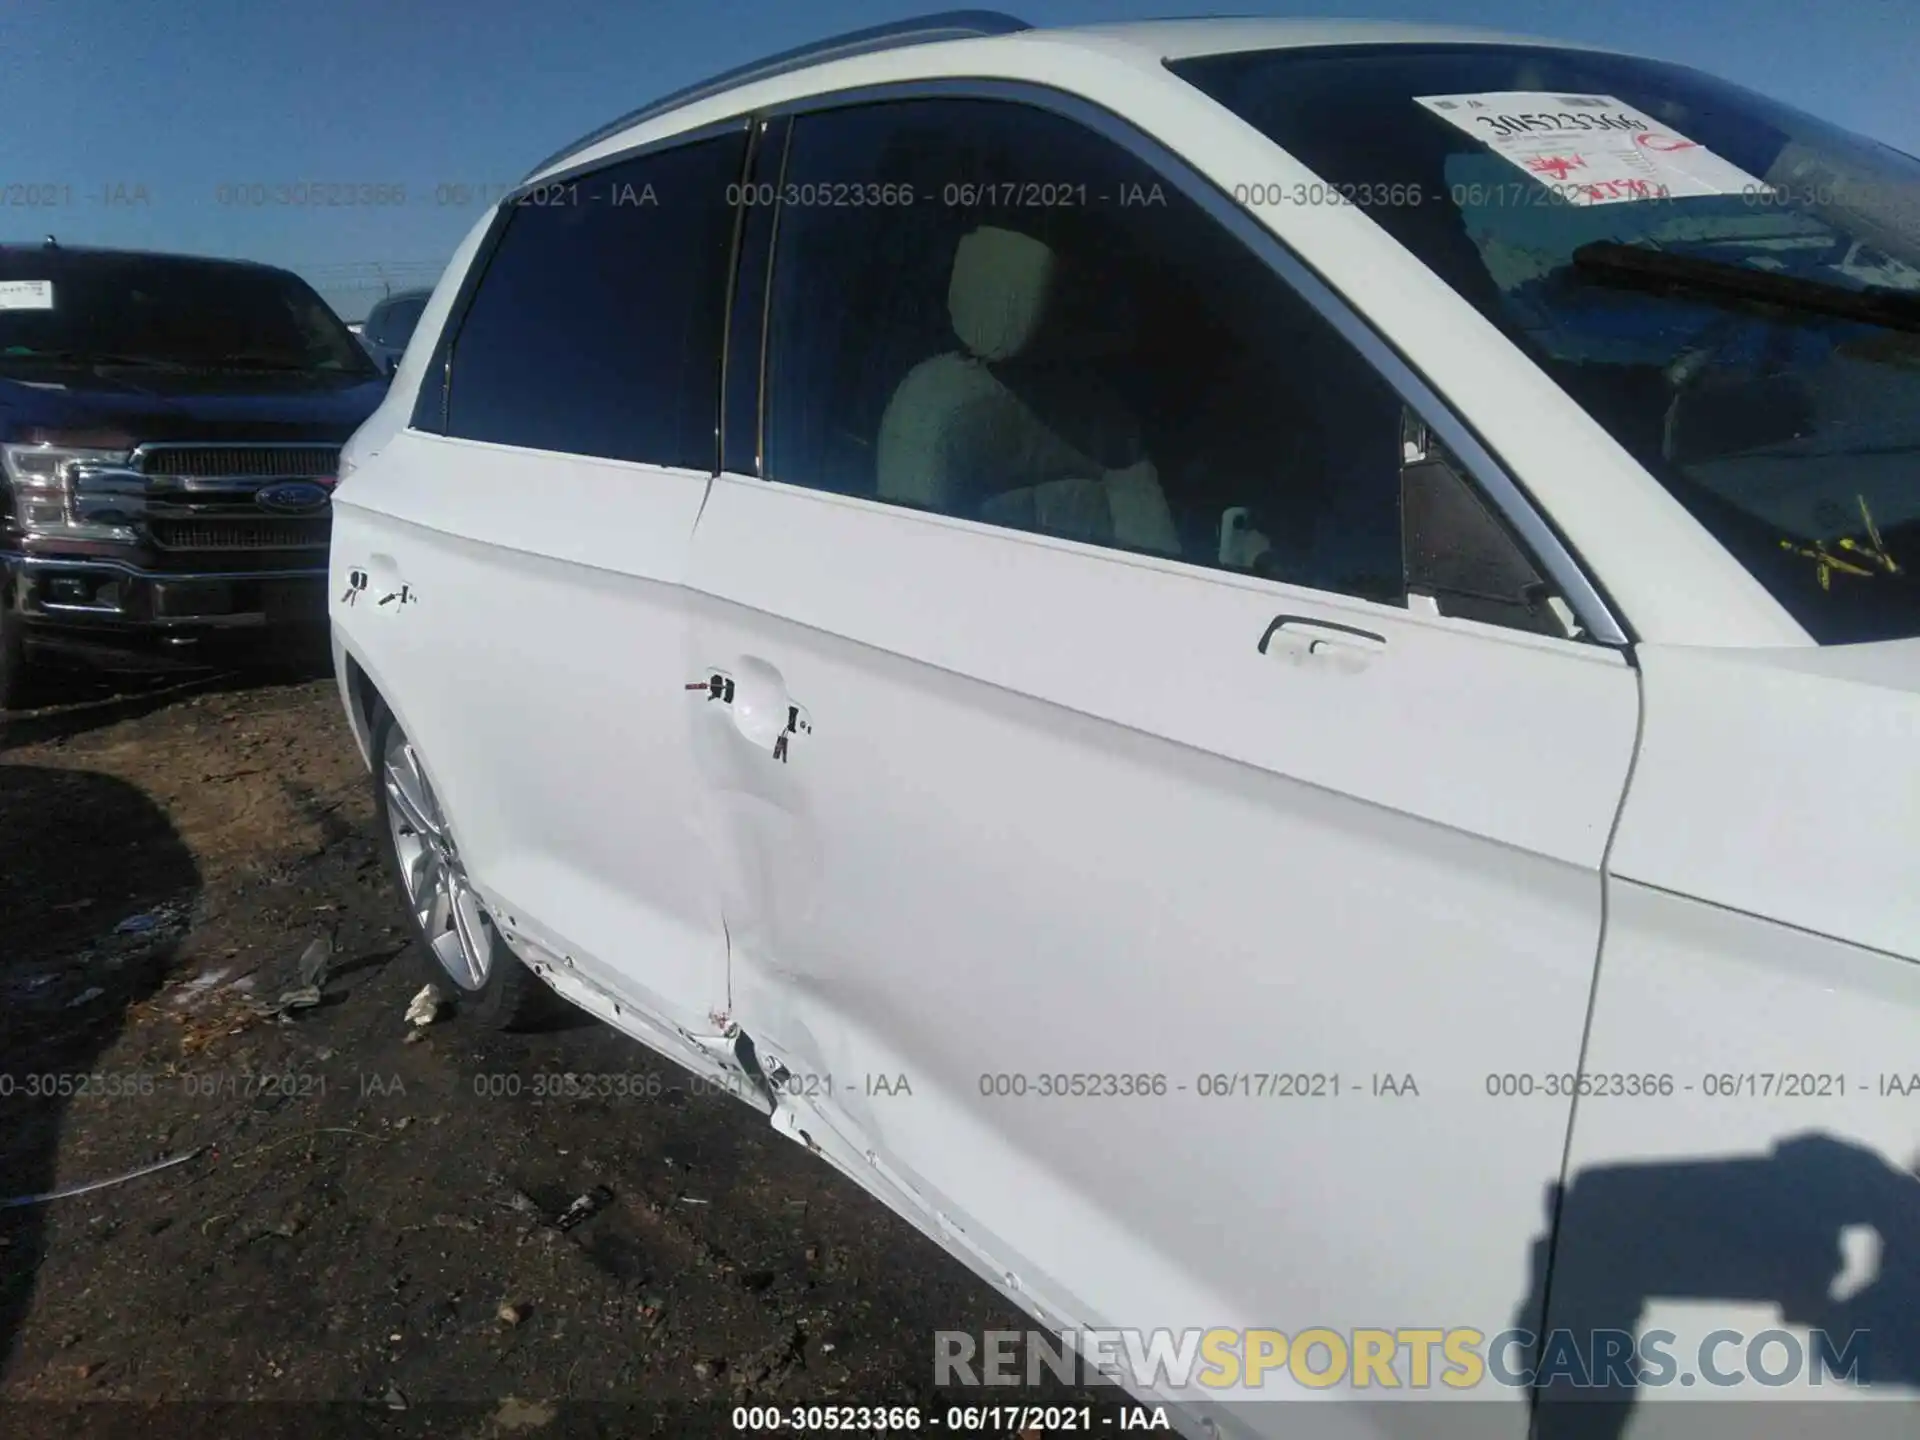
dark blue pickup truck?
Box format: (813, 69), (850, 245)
(0, 241), (388, 708)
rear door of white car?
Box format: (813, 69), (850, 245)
(330, 125), (748, 1034)
(686, 89), (1640, 1416)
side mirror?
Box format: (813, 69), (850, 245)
(1400, 414), (1574, 639)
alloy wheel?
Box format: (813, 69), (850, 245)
(381, 727), (496, 991)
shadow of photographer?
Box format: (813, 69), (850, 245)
(1518, 1132), (1920, 1440)
(0, 760), (200, 1379)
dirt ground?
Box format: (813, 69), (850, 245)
(0, 666), (1128, 1437)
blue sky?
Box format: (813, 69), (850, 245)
(1, 0), (1914, 318)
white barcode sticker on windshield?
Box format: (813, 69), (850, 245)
(0, 280), (55, 311)
(1416, 92), (1766, 206)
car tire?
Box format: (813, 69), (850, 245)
(370, 706), (558, 1032)
(0, 601), (42, 713)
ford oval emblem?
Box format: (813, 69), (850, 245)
(255, 480), (330, 514)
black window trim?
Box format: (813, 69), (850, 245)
(500, 115), (752, 199)
(713, 119), (760, 478)
(719, 114), (792, 479)
(746, 77), (1631, 647)
(753, 117), (795, 476)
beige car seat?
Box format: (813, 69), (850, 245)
(874, 225), (1181, 556)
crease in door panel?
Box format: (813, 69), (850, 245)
(1528, 656), (1648, 1436)
(693, 470), (723, 530)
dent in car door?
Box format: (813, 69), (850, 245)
(335, 129), (747, 1035)
(685, 94), (1640, 1426)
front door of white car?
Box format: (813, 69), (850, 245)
(332, 129), (748, 1035)
(685, 92), (1641, 1427)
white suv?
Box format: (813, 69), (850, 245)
(330, 13), (1920, 1437)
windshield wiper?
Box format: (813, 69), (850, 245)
(206, 352), (325, 372)
(0, 347), (194, 369)
(1571, 241), (1920, 334)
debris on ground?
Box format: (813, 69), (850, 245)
(497, 1187), (543, 1218)
(404, 983), (445, 1028)
(493, 1398), (556, 1432)
(104, 901), (193, 953)
(167, 968), (233, 1009)
(297, 933), (333, 989)
(248, 984), (324, 1020)
(497, 1301), (529, 1326)
(553, 1186), (614, 1233)
(1, 1148), (204, 1210)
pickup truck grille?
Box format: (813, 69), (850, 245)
(149, 517), (331, 551)
(102, 442), (340, 568)
(135, 444), (341, 480)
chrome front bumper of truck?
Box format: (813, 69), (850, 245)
(1, 551), (329, 668)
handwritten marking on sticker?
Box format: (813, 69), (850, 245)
(1526, 155), (1587, 182)
(1416, 92), (1766, 206)
(1635, 132), (1701, 155)
(0, 280), (55, 311)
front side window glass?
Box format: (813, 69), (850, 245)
(762, 98), (1411, 607)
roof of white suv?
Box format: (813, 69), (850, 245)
(525, 10), (1619, 183)
(1043, 16), (1600, 58)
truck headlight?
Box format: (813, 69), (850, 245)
(1, 441), (140, 542)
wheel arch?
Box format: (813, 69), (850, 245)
(333, 631), (388, 772)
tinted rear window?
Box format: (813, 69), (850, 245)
(443, 132), (746, 468)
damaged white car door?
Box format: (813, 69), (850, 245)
(334, 129), (749, 1052)
(683, 91), (1639, 1425)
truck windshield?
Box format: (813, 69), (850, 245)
(0, 250), (376, 379)
(1173, 43), (1920, 643)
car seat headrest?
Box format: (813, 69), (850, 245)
(947, 225), (1057, 363)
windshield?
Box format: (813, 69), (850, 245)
(1173, 43), (1920, 643)
(0, 250), (377, 378)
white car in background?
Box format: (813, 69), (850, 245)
(327, 12), (1920, 1439)
(355, 286), (432, 376)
